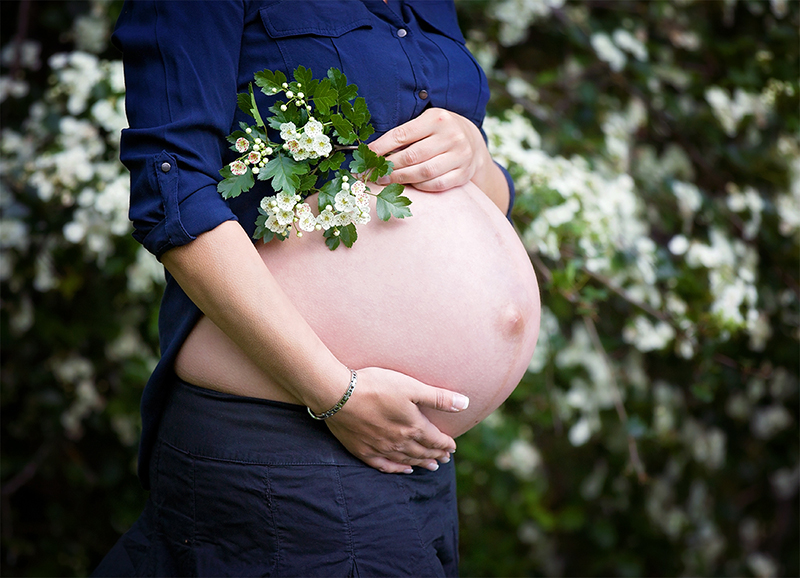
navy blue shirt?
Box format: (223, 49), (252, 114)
(113, 0), (515, 488)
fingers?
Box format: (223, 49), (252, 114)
(379, 146), (469, 190)
(369, 113), (436, 158)
(413, 385), (470, 413)
(370, 108), (480, 189)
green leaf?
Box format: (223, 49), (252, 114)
(358, 124), (375, 141)
(319, 151), (345, 173)
(330, 113), (357, 144)
(313, 78), (337, 116)
(349, 143), (391, 176)
(237, 92), (253, 117)
(327, 68), (358, 103)
(254, 214), (276, 243)
(249, 84), (265, 128)
(268, 100), (301, 128)
(343, 97), (370, 126)
(324, 227), (340, 250)
(293, 65), (314, 89)
(217, 166), (255, 199)
(338, 223), (357, 247)
(255, 69), (287, 95)
(318, 178), (339, 210)
(376, 183), (412, 221)
(259, 153), (308, 194)
(298, 173), (318, 191)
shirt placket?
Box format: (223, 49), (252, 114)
(373, 1), (432, 121)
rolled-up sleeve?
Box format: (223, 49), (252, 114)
(112, 0), (243, 258)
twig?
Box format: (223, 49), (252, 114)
(582, 315), (648, 483)
(582, 267), (673, 325)
(527, 249), (553, 284)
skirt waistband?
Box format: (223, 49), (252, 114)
(157, 379), (363, 467)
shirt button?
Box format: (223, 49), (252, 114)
(418, 89), (428, 100)
(397, 28), (407, 38)
(161, 162), (171, 173)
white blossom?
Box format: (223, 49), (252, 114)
(612, 29), (648, 62)
(496, 439), (543, 478)
(591, 32), (627, 72)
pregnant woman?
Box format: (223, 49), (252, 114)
(94, 1), (540, 576)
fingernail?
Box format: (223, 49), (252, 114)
(440, 454), (451, 464)
(403, 468), (414, 474)
(452, 394), (470, 411)
(377, 176), (390, 185)
(425, 462), (440, 472)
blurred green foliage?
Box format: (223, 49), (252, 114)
(1, 1), (798, 576)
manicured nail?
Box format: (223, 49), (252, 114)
(452, 394), (469, 411)
(440, 454), (451, 464)
(425, 462), (440, 472)
(403, 468), (414, 474)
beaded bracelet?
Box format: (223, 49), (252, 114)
(307, 368), (357, 420)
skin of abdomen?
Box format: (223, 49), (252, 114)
(175, 182), (541, 438)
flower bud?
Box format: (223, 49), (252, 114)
(298, 92), (304, 99)
(282, 82), (288, 88)
(297, 231), (303, 237)
(245, 127), (252, 134)
(286, 90), (294, 98)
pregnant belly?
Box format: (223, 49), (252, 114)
(175, 182), (540, 437)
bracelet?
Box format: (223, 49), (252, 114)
(307, 368), (357, 420)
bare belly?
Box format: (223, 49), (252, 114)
(175, 182), (541, 437)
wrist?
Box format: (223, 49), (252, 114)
(303, 361), (354, 416)
(307, 368), (357, 420)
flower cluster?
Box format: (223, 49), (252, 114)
(219, 66), (411, 250)
(259, 176), (371, 238)
(229, 129), (273, 176)
(280, 119), (332, 161)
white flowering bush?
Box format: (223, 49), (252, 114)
(1, 2), (158, 575)
(1, 1), (797, 576)
(456, 0), (798, 576)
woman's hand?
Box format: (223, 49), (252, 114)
(325, 367), (468, 473)
(368, 107), (510, 213)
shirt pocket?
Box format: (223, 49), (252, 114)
(259, 1), (400, 132)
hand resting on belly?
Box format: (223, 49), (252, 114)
(175, 182), (541, 437)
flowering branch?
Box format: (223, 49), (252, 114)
(217, 66), (413, 250)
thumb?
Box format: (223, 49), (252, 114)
(414, 385), (470, 413)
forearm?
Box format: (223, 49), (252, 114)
(161, 220), (350, 414)
(471, 152), (510, 215)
